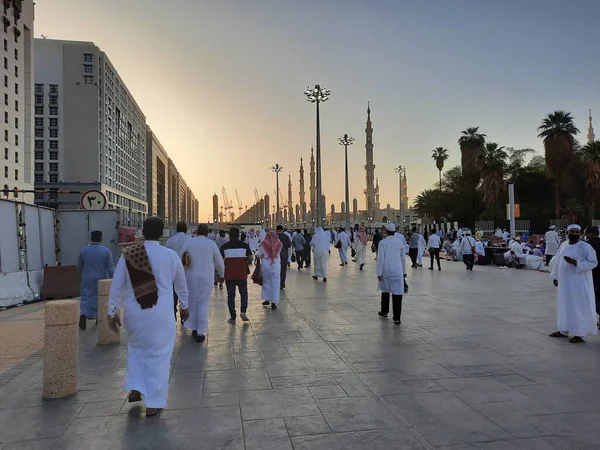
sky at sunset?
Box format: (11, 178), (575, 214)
(35, 0), (600, 220)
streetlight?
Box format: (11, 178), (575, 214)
(272, 164), (283, 225)
(338, 134), (355, 231)
(304, 84), (331, 228)
(394, 165), (406, 231)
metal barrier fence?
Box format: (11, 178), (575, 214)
(475, 221), (494, 234)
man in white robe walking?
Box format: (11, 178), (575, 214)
(165, 222), (190, 320)
(549, 224), (598, 343)
(544, 225), (561, 266)
(337, 227), (351, 266)
(311, 227), (330, 282)
(108, 216), (189, 416)
(377, 223), (407, 325)
(183, 224), (224, 343)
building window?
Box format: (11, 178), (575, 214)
(49, 163), (58, 172)
(14, 135), (18, 146)
(4, 130), (7, 141)
(84, 53), (93, 63)
(4, 148), (7, 159)
(3, 93), (7, 106)
(84, 64), (93, 74)
(35, 173), (43, 183)
(14, 65), (17, 77)
(3, 57), (7, 69)
(49, 151), (58, 160)
(34, 150), (42, 160)
(3, 75), (7, 87)
(35, 162), (44, 172)
(35, 139), (43, 149)
(49, 118), (58, 127)
(49, 97), (57, 106)
(14, 117), (18, 129)
(13, 187), (18, 199)
(35, 84), (43, 94)
(35, 129), (43, 138)
(84, 75), (94, 85)
(35, 95), (43, 104)
(35, 105), (43, 115)
(14, 152), (18, 163)
(14, 169), (18, 180)
(49, 129), (58, 138)
(3, 166), (7, 178)
(49, 174), (58, 183)
(14, 100), (17, 112)
(49, 84), (58, 94)
(35, 117), (43, 127)
(14, 83), (17, 95)
(49, 140), (58, 149)
(14, 48), (17, 60)
(3, 39), (6, 51)
(3, 111), (7, 123)
(49, 106), (58, 116)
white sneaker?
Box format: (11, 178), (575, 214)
(240, 313), (249, 322)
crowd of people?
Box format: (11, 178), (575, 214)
(72, 216), (600, 417)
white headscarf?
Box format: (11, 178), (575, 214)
(567, 224), (581, 232)
(311, 227), (330, 253)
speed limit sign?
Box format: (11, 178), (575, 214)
(80, 189), (107, 210)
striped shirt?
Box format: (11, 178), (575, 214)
(220, 239), (252, 281)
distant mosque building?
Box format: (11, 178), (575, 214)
(233, 103), (414, 228)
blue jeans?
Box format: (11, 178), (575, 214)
(226, 279), (248, 319)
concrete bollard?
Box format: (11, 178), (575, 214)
(43, 299), (79, 399)
(97, 279), (120, 345)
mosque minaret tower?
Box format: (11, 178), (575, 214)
(363, 103), (377, 219)
(588, 109), (595, 145)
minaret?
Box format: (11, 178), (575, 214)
(588, 109), (596, 144)
(287, 174), (294, 224)
(353, 198), (358, 220)
(212, 193), (219, 222)
(363, 102), (376, 219)
(309, 147), (316, 222)
(299, 157), (306, 224)
(375, 178), (380, 211)
(402, 172), (408, 211)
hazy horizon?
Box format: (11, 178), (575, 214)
(35, 0), (600, 220)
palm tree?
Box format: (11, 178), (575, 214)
(458, 127), (486, 183)
(561, 199), (583, 224)
(479, 142), (508, 204)
(431, 147), (449, 191)
(581, 140), (600, 223)
(537, 111), (580, 218)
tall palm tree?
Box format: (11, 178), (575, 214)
(431, 147), (449, 191)
(479, 142), (508, 204)
(581, 140), (600, 223)
(458, 127), (486, 183)
(537, 111), (579, 218)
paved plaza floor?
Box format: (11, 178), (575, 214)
(1, 255), (600, 449)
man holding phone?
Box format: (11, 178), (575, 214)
(549, 224), (598, 343)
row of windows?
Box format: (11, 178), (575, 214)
(34, 162), (59, 172)
(3, 148), (18, 163)
(34, 129), (58, 138)
(3, 130), (18, 145)
(35, 150), (58, 161)
(3, 166), (18, 180)
(4, 93), (19, 111)
(35, 94), (58, 105)
(2, 185), (20, 199)
(34, 84), (59, 95)
(2, 56), (18, 76)
(3, 38), (18, 59)
(35, 105), (58, 115)
(35, 140), (59, 150)
(34, 173), (59, 183)
(35, 118), (59, 127)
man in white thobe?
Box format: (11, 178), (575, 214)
(474, 238), (486, 265)
(550, 224), (598, 343)
(336, 228), (351, 266)
(165, 222), (191, 319)
(416, 233), (426, 267)
(377, 223), (407, 324)
(284, 228), (293, 266)
(311, 227), (330, 282)
(545, 225), (561, 266)
(108, 216), (189, 416)
(510, 237), (527, 266)
(183, 224), (224, 343)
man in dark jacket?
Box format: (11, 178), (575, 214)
(303, 229), (312, 268)
(276, 225), (292, 289)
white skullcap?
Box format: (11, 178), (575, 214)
(567, 224), (581, 232)
(386, 223), (396, 232)
(465, 230), (471, 235)
(549, 225), (556, 230)
(515, 236), (521, 241)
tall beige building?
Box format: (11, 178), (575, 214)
(1, 0), (34, 203)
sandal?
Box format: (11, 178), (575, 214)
(569, 336), (585, 344)
(549, 331), (568, 338)
(128, 390), (142, 403)
(146, 408), (160, 417)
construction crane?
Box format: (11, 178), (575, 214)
(222, 187), (233, 221)
(235, 189), (244, 217)
(254, 188), (260, 204)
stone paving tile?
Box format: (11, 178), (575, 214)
(4, 259), (600, 448)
